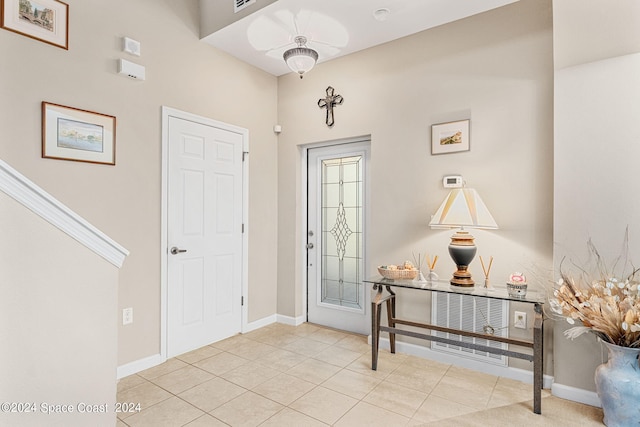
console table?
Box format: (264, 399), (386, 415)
(364, 277), (544, 414)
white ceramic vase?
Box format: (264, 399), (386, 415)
(594, 341), (640, 427)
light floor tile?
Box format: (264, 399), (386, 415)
(363, 380), (428, 418)
(283, 337), (331, 357)
(345, 353), (399, 379)
(312, 345), (363, 368)
(287, 358), (342, 385)
(411, 394), (478, 424)
(259, 408), (329, 427)
(151, 365), (214, 395)
(116, 381), (172, 419)
(175, 345), (223, 364)
(289, 386), (358, 425)
(137, 358), (188, 380)
(210, 391), (283, 427)
(334, 334), (371, 354)
(219, 360), (281, 389)
(307, 328), (350, 345)
(385, 363), (444, 393)
(118, 323), (603, 427)
(321, 369), (381, 400)
(334, 401), (410, 427)
(444, 365), (499, 387)
(253, 373), (316, 405)
(123, 396), (204, 427)
(117, 374), (147, 393)
(291, 323), (322, 337)
(183, 414), (229, 426)
(429, 375), (494, 410)
(225, 339), (279, 361)
(178, 377), (246, 413)
(209, 334), (251, 351)
(258, 348), (308, 371)
(254, 331), (301, 347)
(193, 351), (248, 376)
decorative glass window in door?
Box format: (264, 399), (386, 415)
(320, 155), (363, 310)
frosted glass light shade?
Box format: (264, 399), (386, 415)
(283, 36), (318, 78)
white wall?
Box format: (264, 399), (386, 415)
(553, 1), (640, 393)
(0, 0), (279, 368)
(277, 0), (554, 372)
(0, 192), (119, 427)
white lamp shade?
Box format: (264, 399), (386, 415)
(429, 188), (498, 229)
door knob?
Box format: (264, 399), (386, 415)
(170, 247), (187, 255)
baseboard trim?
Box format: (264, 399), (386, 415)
(374, 336), (554, 389)
(276, 314), (306, 326)
(551, 382), (601, 408)
(244, 314), (277, 333)
(117, 353), (165, 380)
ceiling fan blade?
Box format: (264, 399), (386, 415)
(247, 13), (295, 51)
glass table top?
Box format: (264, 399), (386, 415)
(364, 276), (545, 304)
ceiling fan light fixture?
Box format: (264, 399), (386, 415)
(283, 36), (318, 79)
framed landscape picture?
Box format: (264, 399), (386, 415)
(42, 102), (116, 165)
(431, 119), (470, 155)
(1, 0), (69, 49)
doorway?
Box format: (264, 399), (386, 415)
(161, 107), (248, 358)
(306, 139), (371, 335)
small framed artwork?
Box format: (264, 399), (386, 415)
(42, 102), (116, 165)
(431, 119), (470, 155)
(1, 0), (69, 49)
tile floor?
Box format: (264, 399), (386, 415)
(116, 323), (604, 427)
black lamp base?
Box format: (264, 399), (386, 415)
(448, 231), (477, 287)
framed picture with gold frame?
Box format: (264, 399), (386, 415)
(1, 0), (69, 49)
(42, 102), (116, 165)
(431, 119), (470, 155)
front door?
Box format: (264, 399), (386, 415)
(166, 114), (244, 357)
(307, 141), (370, 335)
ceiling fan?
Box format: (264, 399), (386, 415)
(246, 8), (349, 76)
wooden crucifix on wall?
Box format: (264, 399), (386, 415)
(318, 86), (343, 127)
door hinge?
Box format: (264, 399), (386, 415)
(242, 151), (249, 161)
(242, 223), (245, 233)
(241, 296), (244, 306)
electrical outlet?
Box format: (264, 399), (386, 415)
(123, 307), (133, 325)
(514, 311), (527, 329)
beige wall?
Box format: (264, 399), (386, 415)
(553, 1), (640, 393)
(0, 0), (279, 367)
(0, 192), (119, 427)
(277, 0), (554, 371)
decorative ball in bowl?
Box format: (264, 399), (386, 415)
(378, 262), (418, 280)
(506, 272), (528, 298)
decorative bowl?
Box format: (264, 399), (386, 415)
(377, 266), (418, 280)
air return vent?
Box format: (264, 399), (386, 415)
(234, 0), (256, 13)
(431, 293), (508, 366)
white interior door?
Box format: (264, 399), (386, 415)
(167, 115), (244, 357)
(307, 141), (370, 335)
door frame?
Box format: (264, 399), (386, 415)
(160, 106), (249, 361)
(301, 135), (372, 329)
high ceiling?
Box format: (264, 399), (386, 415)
(201, 0), (519, 77)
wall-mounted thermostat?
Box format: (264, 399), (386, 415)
(443, 175), (463, 188)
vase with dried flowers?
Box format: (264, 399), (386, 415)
(550, 234), (640, 427)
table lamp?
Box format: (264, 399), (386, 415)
(429, 188), (498, 287)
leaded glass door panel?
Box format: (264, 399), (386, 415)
(307, 141), (370, 335)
